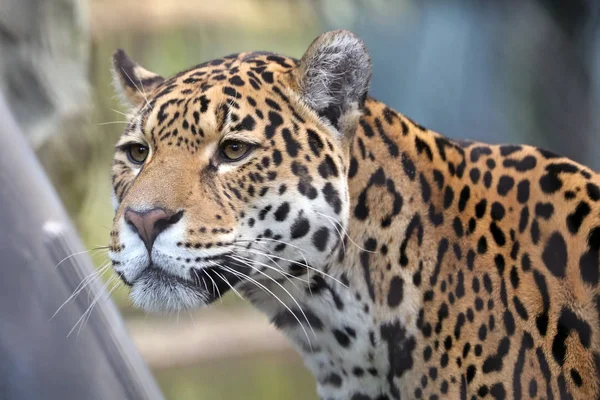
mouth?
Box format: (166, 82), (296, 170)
(125, 256), (249, 312)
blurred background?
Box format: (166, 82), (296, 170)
(1, 0), (599, 399)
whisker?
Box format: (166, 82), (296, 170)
(51, 263), (112, 321)
(211, 267), (245, 302)
(97, 121), (131, 126)
(78, 278), (122, 337)
(109, 108), (130, 117)
(231, 245), (347, 288)
(228, 251), (308, 285)
(234, 237), (314, 292)
(53, 248), (106, 270)
(216, 257), (316, 339)
(315, 211), (375, 253)
(67, 274), (117, 337)
(203, 269), (222, 303)
(217, 264), (313, 351)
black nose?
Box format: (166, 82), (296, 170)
(124, 208), (183, 251)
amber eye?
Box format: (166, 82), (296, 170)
(221, 141), (250, 161)
(126, 143), (149, 164)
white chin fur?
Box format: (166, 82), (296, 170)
(129, 273), (208, 312)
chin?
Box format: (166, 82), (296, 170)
(129, 266), (210, 312)
(127, 263), (241, 312)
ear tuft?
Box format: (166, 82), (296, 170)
(294, 30), (372, 136)
(111, 49), (164, 108)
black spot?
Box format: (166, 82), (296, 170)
(531, 219), (540, 244)
(272, 149), (282, 166)
(307, 129), (323, 157)
(540, 171), (563, 194)
(318, 155), (339, 179)
(453, 217), (464, 237)
(261, 71), (274, 83)
(258, 205), (272, 220)
(504, 311), (515, 336)
(497, 176), (515, 196)
(500, 145), (521, 156)
(222, 86), (241, 99)
(348, 157), (358, 178)
(264, 111), (283, 139)
(517, 180), (530, 203)
(420, 173), (431, 203)
(228, 75), (245, 86)
(535, 202), (554, 219)
(470, 146), (492, 162)
(567, 201), (590, 234)
(490, 383), (506, 400)
(532, 270), (550, 336)
(380, 320), (416, 398)
(580, 246), (599, 285)
(490, 202), (505, 221)
(281, 128), (301, 157)
(482, 337), (510, 373)
(490, 222), (506, 246)
(513, 296), (529, 320)
(443, 187), (455, 209)
(271, 307), (323, 330)
(361, 238), (378, 302)
(415, 137), (433, 161)
(333, 329), (351, 348)
(483, 171), (493, 188)
(503, 155), (537, 171)
(475, 199), (487, 219)
(322, 182), (342, 214)
(535, 347), (554, 400)
(322, 373), (342, 388)
(429, 238), (449, 286)
(570, 369), (583, 387)
(477, 236), (488, 254)
(290, 214), (310, 239)
(470, 168), (481, 184)
(552, 307), (592, 366)
(399, 213), (423, 267)
(478, 324), (487, 341)
(375, 118), (399, 157)
(466, 365), (476, 383)
(312, 227), (330, 251)
(542, 232), (568, 278)
(402, 153), (416, 181)
(388, 276), (404, 307)
(587, 183), (600, 201)
(529, 379), (538, 398)
(458, 186), (471, 212)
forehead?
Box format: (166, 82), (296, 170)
(122, 52), (299, 150)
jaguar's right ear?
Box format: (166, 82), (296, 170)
(111, 49), (164, 108)
(293, 30), (372, 139)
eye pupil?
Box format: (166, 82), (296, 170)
(127, 144), (148, 164)
(222, 141), (249, 161)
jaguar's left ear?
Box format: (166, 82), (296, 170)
(293, 30), (372, 139)
(111, 49), (164, 108)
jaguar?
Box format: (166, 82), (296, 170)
(108, 30), (600, 399)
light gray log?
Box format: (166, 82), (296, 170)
(0, 92), (164, 400)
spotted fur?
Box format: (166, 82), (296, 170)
(108, 30), (600, 400)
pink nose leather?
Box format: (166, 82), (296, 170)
(124, 208), (182, 251)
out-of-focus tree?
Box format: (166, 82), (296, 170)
(0, 0), (92, 212)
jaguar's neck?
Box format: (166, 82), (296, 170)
(264, 98), (473, 399)
(341, 97), (471, 315)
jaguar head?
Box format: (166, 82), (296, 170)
(108, 30), (372, 311)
